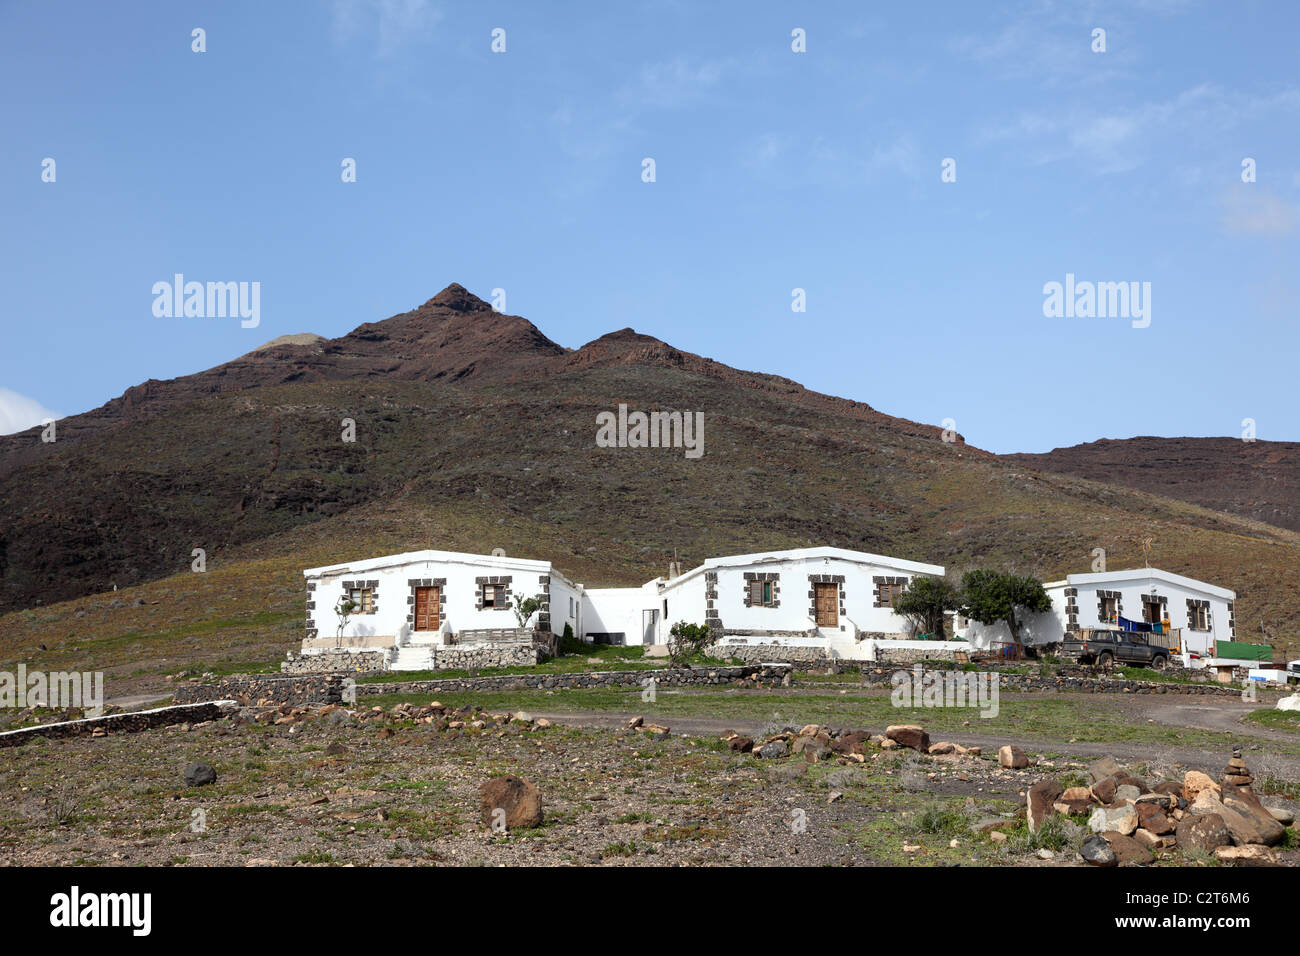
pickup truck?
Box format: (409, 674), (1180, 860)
(1060, 628), (1170, 670)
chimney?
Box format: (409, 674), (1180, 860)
(667, 552), (681, 580)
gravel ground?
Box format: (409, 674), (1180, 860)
(1, 695), (1295, 867)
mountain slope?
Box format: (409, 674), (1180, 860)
(1, 285), (1296, 665)
(1004, 437), (1300, 534)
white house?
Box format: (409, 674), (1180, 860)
(955, 567), (1235, 659)
(579, 546), (951, 660)
(301, 549), (582, 670)
(297, 545), (955, 670)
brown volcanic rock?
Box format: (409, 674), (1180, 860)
(1004, 436), (1300, 534)
(0, 284), (568, 474)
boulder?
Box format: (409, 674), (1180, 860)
(479, 775), (543, 830)
(1091, 776), (1118, 805)
(1102, 831), (1155, 865)
(1055, 798), (1094, 816)
(885, 725), (930, 752)
(1183, 770), (1220, 804)
(1089, 756), (1122, 782)
(1266, 806), (1294, 825)
(1027, 779), (1064, 833)
(758, 740), (789, 759)
(998, 745), (1029, 769)
(1088, 804), (1138, 836)
(1115, 784), (1142, 804)
(1175, 813), (1231, 853)
(1080, 833), (1117, 866)
(792, 736), (831, 763)
(1218, 782), (1286, 846)
(928, 742), (957, 755)
(831, 731), (871, 756)
(1134, 793), (1172, 810)
(1214, 845), (1279, 866)
(728, 736), (754, 753)
(183, 762), (217, 787)
(1135, 802), (1175, 836)
(1133, 828), (1175, 850)
(1113, 774), (1149, 794)
(1062, 786), (1094, 803)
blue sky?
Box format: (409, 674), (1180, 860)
(2, 0), (1297, 452)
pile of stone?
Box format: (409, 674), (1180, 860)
(720, 723), (980, 763)
(1024, 753), (1292, 867)
(626, 716), (671, 737)
(233, 700), (552, 733)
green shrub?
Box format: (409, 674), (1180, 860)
(667, 621), (715, 665)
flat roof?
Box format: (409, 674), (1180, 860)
(1063, 567), (1234, 601)
(304, 549), (552, 578)
(664, 546), (945, 589)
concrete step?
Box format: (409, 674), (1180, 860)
(390, 647), (434, 671)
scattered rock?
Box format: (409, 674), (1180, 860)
(1135, 802), (1175, 835)
(1088, 804), (1138, 836)
(1175, 813), (1232, 853)
(758, 740), (788, 760)
(1214, 845), (1279, 866)
(1089, 756), (1122, 782)
(183, 762), (217, 787)
(1081, 833), (1117, 866)
(998, 745), (1029, 769)
(1027, 779), (1064, 833)
(1115, 784), (1142, 804)
(1102, 831), (1154, 865)
(885, 725), (930, 752)
(1183, 770), (1220, 804)
(1091, 776), (1118, 804)
(479, 775), (543, 830)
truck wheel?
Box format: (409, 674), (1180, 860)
(1097, 651), (1114, 667)
(1152, 655), (1167, 670)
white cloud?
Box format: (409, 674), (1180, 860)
(978, 85), (1300, 175)
(1220, 185), (1298, 237)
(0, 387), (59, 436)
(624, 56), (728, 110)
(331, 0), (442, 58)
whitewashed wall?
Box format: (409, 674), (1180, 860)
(303, 554), (564, 651)
(1066, 581), (1232, 657)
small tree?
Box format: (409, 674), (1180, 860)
(892, 576), (961, 640)
(334, 594), (359, 647)
(513, 593), (543, 630)
(667, 621), (716, 666)
(959, 569), (1052, 651)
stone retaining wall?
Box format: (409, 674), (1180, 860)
(281, 650), (389, 674)
(722, 642), (966, 668)
(429, 645), (538, 670)
(0, 700), (235, 748)
(858, 665), (1260, 697)
(174, 675), (344, 706)
(173, 664), (793, 706)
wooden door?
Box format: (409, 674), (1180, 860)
(414, 586), (440, 631)
(814, 583), (838, 627)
